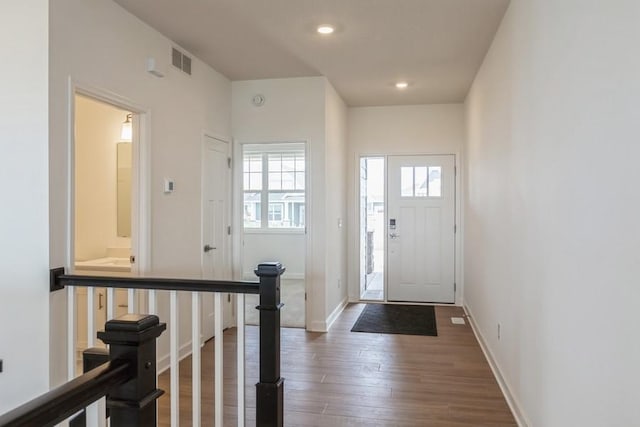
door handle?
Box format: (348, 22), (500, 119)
(98, 293), (104, 310)
(204, 244), (216, 253)
(389, 233), (400, 239)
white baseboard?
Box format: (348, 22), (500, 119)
(464, 304), (530, 427)
(326, 297), (348, 331)
(307, 320), (326, 332)
(157, 341), (197, 374)
(308, 297), (348, 332)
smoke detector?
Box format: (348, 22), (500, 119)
(252, 94), (265, 107)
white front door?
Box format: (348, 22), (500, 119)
(387, 155), (456, 303)
(202, 135), (233, 340)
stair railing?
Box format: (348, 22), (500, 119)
(0, 262), (285, 427)
(0, 314), (165, 427)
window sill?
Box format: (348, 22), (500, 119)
(243, 228), (305, 235)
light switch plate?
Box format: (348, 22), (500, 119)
(164, 178), (175, 193)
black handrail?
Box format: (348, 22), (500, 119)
(0, 314), (167, 427)
(50, 267), (260, 294)
(0, 361), (131, 427)
(43, 262), (286, 426)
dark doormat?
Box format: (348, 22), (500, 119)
(351, 304), (437, 336)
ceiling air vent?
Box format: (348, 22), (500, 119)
(171, 47), (192, 75)
(171, 47), (181, 68)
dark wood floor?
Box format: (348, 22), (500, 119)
(158, 304), (516, 426)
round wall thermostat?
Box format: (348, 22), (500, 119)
(252, 94), (265, 106)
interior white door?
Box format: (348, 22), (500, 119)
(387, 155), (455, 303)
(202, 135), (233, 341)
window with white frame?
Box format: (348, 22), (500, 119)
(400, 166), (442, 198)
(243, 143), (306, 230)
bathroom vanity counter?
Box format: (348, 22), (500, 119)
(75, 257), (131, 273)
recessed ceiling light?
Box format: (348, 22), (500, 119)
(395, 82), (409, 89)
(317, 25), (335, 35)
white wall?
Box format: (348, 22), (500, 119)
(346, 105), (465, 303)
(464, 1), (640, 425)
(49, 0), (231, 386)
(324, 84), (348, 319)
(74, 95), (130, 261)
(242, 234), (305, 279)
(0, 1), (50, 413)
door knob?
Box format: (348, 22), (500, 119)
(204, 244), (216, 253)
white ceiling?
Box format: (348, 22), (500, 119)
(113, 0), (510, 106)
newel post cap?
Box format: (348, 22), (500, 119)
(97, 314), (166, 346)
(254, 262), (286, 277)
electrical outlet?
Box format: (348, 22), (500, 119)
(497, 323), (501, 340)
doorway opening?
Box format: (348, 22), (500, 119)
(359, 157), (385, 301)
(72, 93), (138, 367)
(358, 154), (456, 304)
(239, 142), (307, 328)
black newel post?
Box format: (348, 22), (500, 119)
(255, 262), (286, 427)
(97, 314), (166, 427)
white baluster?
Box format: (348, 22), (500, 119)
(170, 290), (179, 427)
(85, 397), (106, 427)
(192, 292), (201, 427)
(67, 286), (76, 380)
(106, 288), (115, 320)
(87, 288), (95, 347)
(148, 289), (157, 315)
(214, 293), (223, 427)
(127, 288), (135, 313)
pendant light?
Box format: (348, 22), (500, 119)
(120, 113), (132, 142)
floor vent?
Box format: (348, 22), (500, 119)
(451, 317), (466, 325)
(171, 47), (192, 75)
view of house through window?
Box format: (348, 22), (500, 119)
(243, 143), (306, 230)
(400, 166), (441, 197)
(360, 157), (385, 301)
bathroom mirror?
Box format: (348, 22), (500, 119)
(116, 143), (132, 237)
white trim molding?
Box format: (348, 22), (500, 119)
(464, 304), (530, 427)
(308, 297), (348, 332)
(157, 341), (197, 375)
